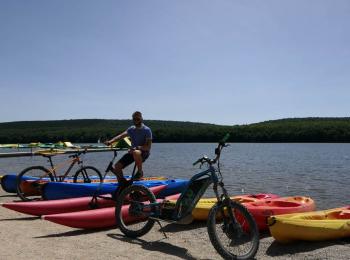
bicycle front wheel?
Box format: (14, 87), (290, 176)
(115, 185), (156, 238)
(16, 166), (54, 201)
(73, 166), (102, 183)
(207, 200), (259, 260)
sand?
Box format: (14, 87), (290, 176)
(1, 190), (349, 260)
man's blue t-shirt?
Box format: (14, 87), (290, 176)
(127, 124), (152, 148)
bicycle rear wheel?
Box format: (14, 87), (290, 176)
(73, 166), (102, 183)
(16, 166), (54, 201)
(207, 200), (259, 260)
(115, 185), (156, 238)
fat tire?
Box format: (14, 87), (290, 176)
(115, 185), (156, 238)
(207, 201), (259, 260)
(16, 166), (54, 201)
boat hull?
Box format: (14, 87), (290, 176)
(2, 185), (167, 216)
(191, 193), (279, 221)
(268, 206), (350, 243)
(246, 196), (316, 230)
(41, 193), (278, 229)
(41, 179), (189, 200)
(191, 195), (315, 230)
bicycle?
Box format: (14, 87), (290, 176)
(115, 135), (259, 259)
(16, 150), (102, 201)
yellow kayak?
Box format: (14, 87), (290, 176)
(0, 144), (20, 148)
(268, 206), (350, 243)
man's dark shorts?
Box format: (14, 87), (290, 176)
(118, 151), (150, 168)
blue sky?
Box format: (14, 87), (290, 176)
(0, 1), (349, 125)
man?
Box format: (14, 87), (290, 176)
(105, 111), (152, 182)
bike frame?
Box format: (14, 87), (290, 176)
(137, 165), (220, 222)
(171, 165), (218, 220)
(44, 154), (82, 181)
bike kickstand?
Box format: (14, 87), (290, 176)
(155, 219), (168, 239)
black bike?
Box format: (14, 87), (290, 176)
(115, 135), (259, 259)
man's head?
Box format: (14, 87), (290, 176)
(132, 111), (143, 127)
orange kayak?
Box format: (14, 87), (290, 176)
(246, 196), (316, 230)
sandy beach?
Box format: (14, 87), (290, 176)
(1, 190), (349, 260)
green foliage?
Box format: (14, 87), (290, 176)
(231, 117), (350, 142)
(1, 117), (350, 143)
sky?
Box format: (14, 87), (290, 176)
(0, 0), (349, 125)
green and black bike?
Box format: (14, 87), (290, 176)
(115, 135), (259, 259)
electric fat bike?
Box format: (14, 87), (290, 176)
(115, 135), (259, 259)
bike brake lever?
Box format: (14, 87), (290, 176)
(192, 158), (201, 166)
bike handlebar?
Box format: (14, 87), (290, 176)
(68, 149), (87, 158)
(193, 134), (230, 167)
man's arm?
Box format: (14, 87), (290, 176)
(105, 131), (128, 146)
(138, 138), (152, 152)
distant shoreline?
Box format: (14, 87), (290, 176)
(1, 117), (350, 143)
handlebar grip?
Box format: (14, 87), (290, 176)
(220, 133), (230, 144)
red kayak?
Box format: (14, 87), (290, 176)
(1, 185), (167, 216)
(42, 194), (315, 230)
(42, 193), (277, 229)
(43, 202), (143, 229)
(245, 196), (316, 230)
(42, 197), (171, 229)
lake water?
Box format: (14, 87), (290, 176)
(1, 143), (349, 210)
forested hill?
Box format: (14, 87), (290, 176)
(0, 119), (231, 143)
(234, 117), (350, 142)
(1, 117), (350, 143)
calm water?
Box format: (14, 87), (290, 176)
(1, 143), (349, 210)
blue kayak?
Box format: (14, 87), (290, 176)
(1, 174), (38, 193)
(42, 179), (189, 200)
(0, 174), (118, 194)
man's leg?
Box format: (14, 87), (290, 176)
(112, 153), (134, 182)
(113, 162), (126, 182)
(132, 150), (143, 174)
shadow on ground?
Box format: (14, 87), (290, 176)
(0, 194), (17, 198)
(0, 216), (40, 221)
(107, 233), (211, 260)
(160, 221), (207, 233)
(266, 238), (350, 257)
(34, 227), (114, 238)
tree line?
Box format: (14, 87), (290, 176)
(1, 117), (350, 143)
